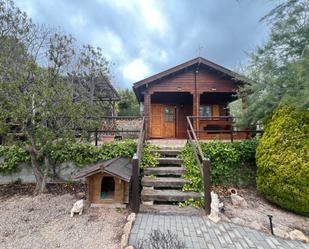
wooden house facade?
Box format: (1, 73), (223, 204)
(133, 57), (248, 140)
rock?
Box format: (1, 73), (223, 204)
(289, 229), (309, 242)
(123, 221), (133, 235)
(230, 193), (248, 208)
(127, 213), (136, 223)
(208, 191), (223, 223)
(121, 234), (128, 249)
(231, 217), (245, 226)
(273, 226), (290, 239)
(70, 199), (86, 217)
(249, 220), (265, 231)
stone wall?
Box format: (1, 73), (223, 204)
(0, 161), (81, 184)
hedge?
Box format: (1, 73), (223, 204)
(180, 139), (258, 193)
(0, 139), (137, 173)
(256, 106), (309, 216)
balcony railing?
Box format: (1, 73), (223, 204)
(188, 116), (263, 142)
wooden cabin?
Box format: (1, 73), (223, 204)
(74, 157), (132, 208)
(133, 57), (249, 140)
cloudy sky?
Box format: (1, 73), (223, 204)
(15, 0), (277, 89)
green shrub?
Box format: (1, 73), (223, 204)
(0, 139), (137, 173)
(140, 143), (159, 169)
(50, 139), (137, 167)
(256, 106), (309, 216)
(0, 145), (30, 173)
(180, 140), (258, 193)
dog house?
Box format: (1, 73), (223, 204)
(74, 157), (132, 208)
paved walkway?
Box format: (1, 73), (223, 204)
(129, 214), (309, 249)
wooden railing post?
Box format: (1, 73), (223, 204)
(131, 154), (140, 213)
(203, 159), (211, 215)
(95, 128), (98, 146)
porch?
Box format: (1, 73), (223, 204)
(146, 91), (245, 140)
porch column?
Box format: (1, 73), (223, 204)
(192, 92), (200, 131)
(144, 91), (151, 139)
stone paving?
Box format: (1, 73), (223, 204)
(129, 213), (309, 249)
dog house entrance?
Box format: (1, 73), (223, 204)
(100, 176), (115, 199)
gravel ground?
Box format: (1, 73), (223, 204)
(218, 188), (309, 236)
(0, 194), (127, 249)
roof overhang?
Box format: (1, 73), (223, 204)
(132, 57), (251, 102)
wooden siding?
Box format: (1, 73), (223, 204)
(142, 67), (239, 139)
(147, 68), (237, 95)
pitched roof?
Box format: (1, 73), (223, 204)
(73, 157), (132, 182)
(132, 57), (249, 100)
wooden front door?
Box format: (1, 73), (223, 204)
(150, 104), (176, 138)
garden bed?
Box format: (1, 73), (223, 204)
(216, 187), (309, 238)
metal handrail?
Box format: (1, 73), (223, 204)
(186, 116), (211, 214)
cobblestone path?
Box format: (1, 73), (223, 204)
(129, 213), (309, 249)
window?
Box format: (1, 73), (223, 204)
(200, 105), (212, 119)
(164, 107), (175, 122)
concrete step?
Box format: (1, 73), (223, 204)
(144, 167), (186, 176)
(141, 189), (201, 202)
(151, 149), (181, 157)
(139, 204), (203, 215)
(157, 157), (182, 165)
(142, 177), (190, 188)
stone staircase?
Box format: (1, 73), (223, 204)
(140, 147), (201, 214)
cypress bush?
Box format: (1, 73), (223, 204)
(256, 106), (309, 216)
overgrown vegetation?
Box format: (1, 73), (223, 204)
(0, 140), (136, 174)
(180, 140), (258, 194)
(256, 107), (309, 216)
(140, 143), (160, 169)
(137, 230), (186, 249)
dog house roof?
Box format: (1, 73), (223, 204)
(73, 157), (132, 182)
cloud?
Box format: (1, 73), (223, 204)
(121, 58), (150, 83)
(14, 0), (276, 89)
(69, 13), (87, 28)
(91, 29), (125, 60)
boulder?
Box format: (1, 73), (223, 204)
(230, 217), (245, 226)
(273, 226), (290, 239)
(230, 193), (248, 208)
(249, 220), (265, 231)
(289, 229), (309, 243)
(121, 234), (128, 249)
(127, 213), (136, 223)
(123, 221), (133, 236)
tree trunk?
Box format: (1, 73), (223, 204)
(29, 149), (49, 194)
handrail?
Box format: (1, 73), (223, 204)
(188, 115), (263, 142)
(186, 116), (211, 214)
(136, 117), (145, 161)
(131, 116), (145, 213)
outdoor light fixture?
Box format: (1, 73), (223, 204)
(267, 215), (274, 235)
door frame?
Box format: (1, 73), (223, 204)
(150, 103), (177, 138)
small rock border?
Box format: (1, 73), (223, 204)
(121, 212), (136, 249)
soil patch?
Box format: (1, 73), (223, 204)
(0, 193), (127, 249)
(0, 182), (85, 200)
